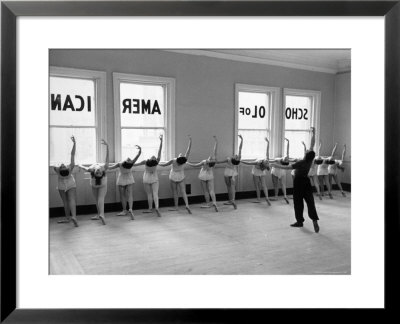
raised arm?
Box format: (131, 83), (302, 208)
(309, 127), (316, 151)
(211, 135), (218, 160)
(237, 134), (243, 160)
(101, 139), (109, 170)
(157, 134), (163, 162)
(185, 135), (192, 158)
(285, 138), (290, 158)
(265, 137), (270, 161)
(70, 136), (76, 169)
(330, 142), (338, 157)
(301, 141), (307, 156)
(341, 144), (347, 161)
(132, 145), (142, 164)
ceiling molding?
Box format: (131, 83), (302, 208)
(165, 49), (344, 74)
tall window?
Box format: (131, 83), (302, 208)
(283, 89), (320, 158)
(49, 67), (106, 164)
(235, 84), (280, 159)
(113, 73), (175, 161)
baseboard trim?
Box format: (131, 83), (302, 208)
(49, 183), (351, 217)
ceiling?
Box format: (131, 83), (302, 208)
(167, 49), (351, 74)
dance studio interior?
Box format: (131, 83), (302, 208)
(49, 49), (351, 275)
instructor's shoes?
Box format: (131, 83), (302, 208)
(313, 220), (320, 233)
(290, 222), (303, 228)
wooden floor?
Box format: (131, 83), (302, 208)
(49, 191), (351, 275)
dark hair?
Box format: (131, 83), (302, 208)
(208, 161), (216, 167)
(315, 158), (323, 165)
(122, 161), (134, 169)
(305, 151), (316, 162)
(145, 159), (158, 167)
(327, 159), (336, 165)
(176, 156), (187, 165)
(91, 170), (105, 186)
(280, 160), (290, 166)
(59, 169), (70, 177)
(231, 157), (240, 165)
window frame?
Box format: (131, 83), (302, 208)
(234, 83), (281, 158)
(49, 66), (107, 166)
(282, 88), (321, 156)
(113, 72), (176, 163)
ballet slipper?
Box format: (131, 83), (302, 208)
(117, 210), (127, 216)
(185, 206), (192, 214)
(329, 193), (333, 199)
(341, 191), (346, 197)
(201, 204), (211, 208)
(91, 215), (100, 220)
(213, 204), (219, 212)
(284, 197), (290, 204)
(168, 207), (179, 211)
(128, 209), (135, 220)
(232, 201), (237, 209)
(266, 199), (271, 206)
(223, 201), (233, 205)
(71, 217), (79, 227)
(99, 215), (106, 225)
(142, 209), (153, 213)
(155, 209), (162, 217)
(252, 200), (261, 203)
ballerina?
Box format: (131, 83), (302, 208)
(241, 137), (272, 206)
(187, 136), (219, 212)
(78, 139), (110, 225)
(52, 135), (78, 227)
(133, 135), (163, 217)
(158, 135), (193, 214)
(107, 145), (142, 220)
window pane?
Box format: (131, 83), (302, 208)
(120, 83), (165, 128)
(284, 95), (312, 130)
(284, 130), (310, 158)
(238, 92), (269, 130)
(239, 130), (269, 159)
(50, 77), (96, 127)
(50, 127), (96, 165)
(121, 128), (165, 161)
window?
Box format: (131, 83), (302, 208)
(235, 84), (280, 159)
(49, 67), (106, 165)
(113, 73), (175, 161)
(283, 89), (321, 158)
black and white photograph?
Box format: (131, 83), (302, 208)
(49, 49), (351, 275)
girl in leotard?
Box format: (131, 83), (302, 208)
(328, 144), (347, 197)
(316, 141), (333, 199)
(241, 137), (271, 206)
(158, 135), (192, 214)
(187, 136), (219, 212)
(133, 135), (163, 217)
(270, 138), (291, 204)
(52, 136), (78, 227)
(218, 134), (243, 209)
(78, 139), (110, 225)
(107, 145), (142, 220)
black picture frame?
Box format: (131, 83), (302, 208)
(1, 1), (399, 322)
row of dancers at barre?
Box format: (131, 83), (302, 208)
(52, 128), (347, 227)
